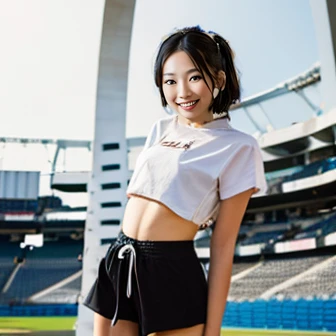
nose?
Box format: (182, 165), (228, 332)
(178, 81), (191, 99)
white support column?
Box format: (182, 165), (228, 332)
(76, 0), (136, 334)
(310, 0), (336, 113)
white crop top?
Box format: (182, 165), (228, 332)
(126, 115), (267, 227)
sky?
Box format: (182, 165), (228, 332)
(0, 0), (323, 207)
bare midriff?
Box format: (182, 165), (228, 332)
(121, 194), (199, 241)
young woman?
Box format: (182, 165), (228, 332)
(84, 26), (267, 336)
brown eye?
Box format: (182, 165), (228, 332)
(190, 75), (202, 82)
(164, 79), (175, 85)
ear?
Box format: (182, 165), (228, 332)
(216, 70), (226, 91)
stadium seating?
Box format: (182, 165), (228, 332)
(321, 216), (336, 236)
(240, 230), (286, 245)
(228, 255), (329, 301)
(265, 157), (336, 195)
(283, 156), (336, 182)
(4, 258), (81, 302)
(231, 262), (259, 276)
(223, 298), (336, 331)
(276, 256), (336, 299)
(0, 262), (16, 293)
(294, 213), (336, 240)
(33, 275), (82, 304)
(0, 239), (83, 304)
(0, 241), (22, 291)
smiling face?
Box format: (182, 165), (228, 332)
(162, 51), (215, 125)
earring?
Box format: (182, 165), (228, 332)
(164, 105), (174, 115)
(213, 87), (219, 99)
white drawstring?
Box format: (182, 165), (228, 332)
(110, 241), (143, 327)
(117, 244), (137, 298)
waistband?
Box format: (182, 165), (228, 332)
(115, 231), (196, 258)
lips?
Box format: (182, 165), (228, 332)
(177, 100), (199, 111)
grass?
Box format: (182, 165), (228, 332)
(0, 318), (335, 335)
(0, 317), (76, 331)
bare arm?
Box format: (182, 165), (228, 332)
(204, 188), (255, 336)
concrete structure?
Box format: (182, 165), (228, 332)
(310, 0), (336, 113)
(76, 0), (135, 335)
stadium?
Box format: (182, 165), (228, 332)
(1, 0), (336, 335)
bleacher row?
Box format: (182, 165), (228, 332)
(0, 214), (335, 305)
(283, 156), (336, 182)
(295, 214), (336, 240)
(266, 156), (336, 195)
(195, 212), (336, 248)
(0, 239), (82, 305)
(228, 255), (336, 301)
(1, 245), (335, 305)
(240, 229), (286, 246)
(223, 299), (336, 331)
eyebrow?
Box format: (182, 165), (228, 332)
(163, 68), (200, 77)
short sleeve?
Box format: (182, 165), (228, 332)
(141, 117), (174, 151)
(219, 140), (268, 200)
(142, 121), (159, 151)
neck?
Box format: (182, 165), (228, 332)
(177, 114), (214, 128)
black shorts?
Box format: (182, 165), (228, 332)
(83, 231), (208, 336)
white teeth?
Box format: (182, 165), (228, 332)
(180, 101), (197, 107)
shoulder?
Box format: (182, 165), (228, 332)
(144, 116), (175, 147)
(221, 125), (260, 150)
(148, 115), (175, 138)
(155, 115), (175, 131)
(146, 116), (174, 133)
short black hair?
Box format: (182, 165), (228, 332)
(154, 26), (240, 117)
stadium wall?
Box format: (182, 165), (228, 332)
(223, 299), (336, 332)
(0, 304), (77, 317)
(2, 300), (335, 332)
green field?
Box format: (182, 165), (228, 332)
(0, 317), (76, 331)
(0, 318), (335, 335)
